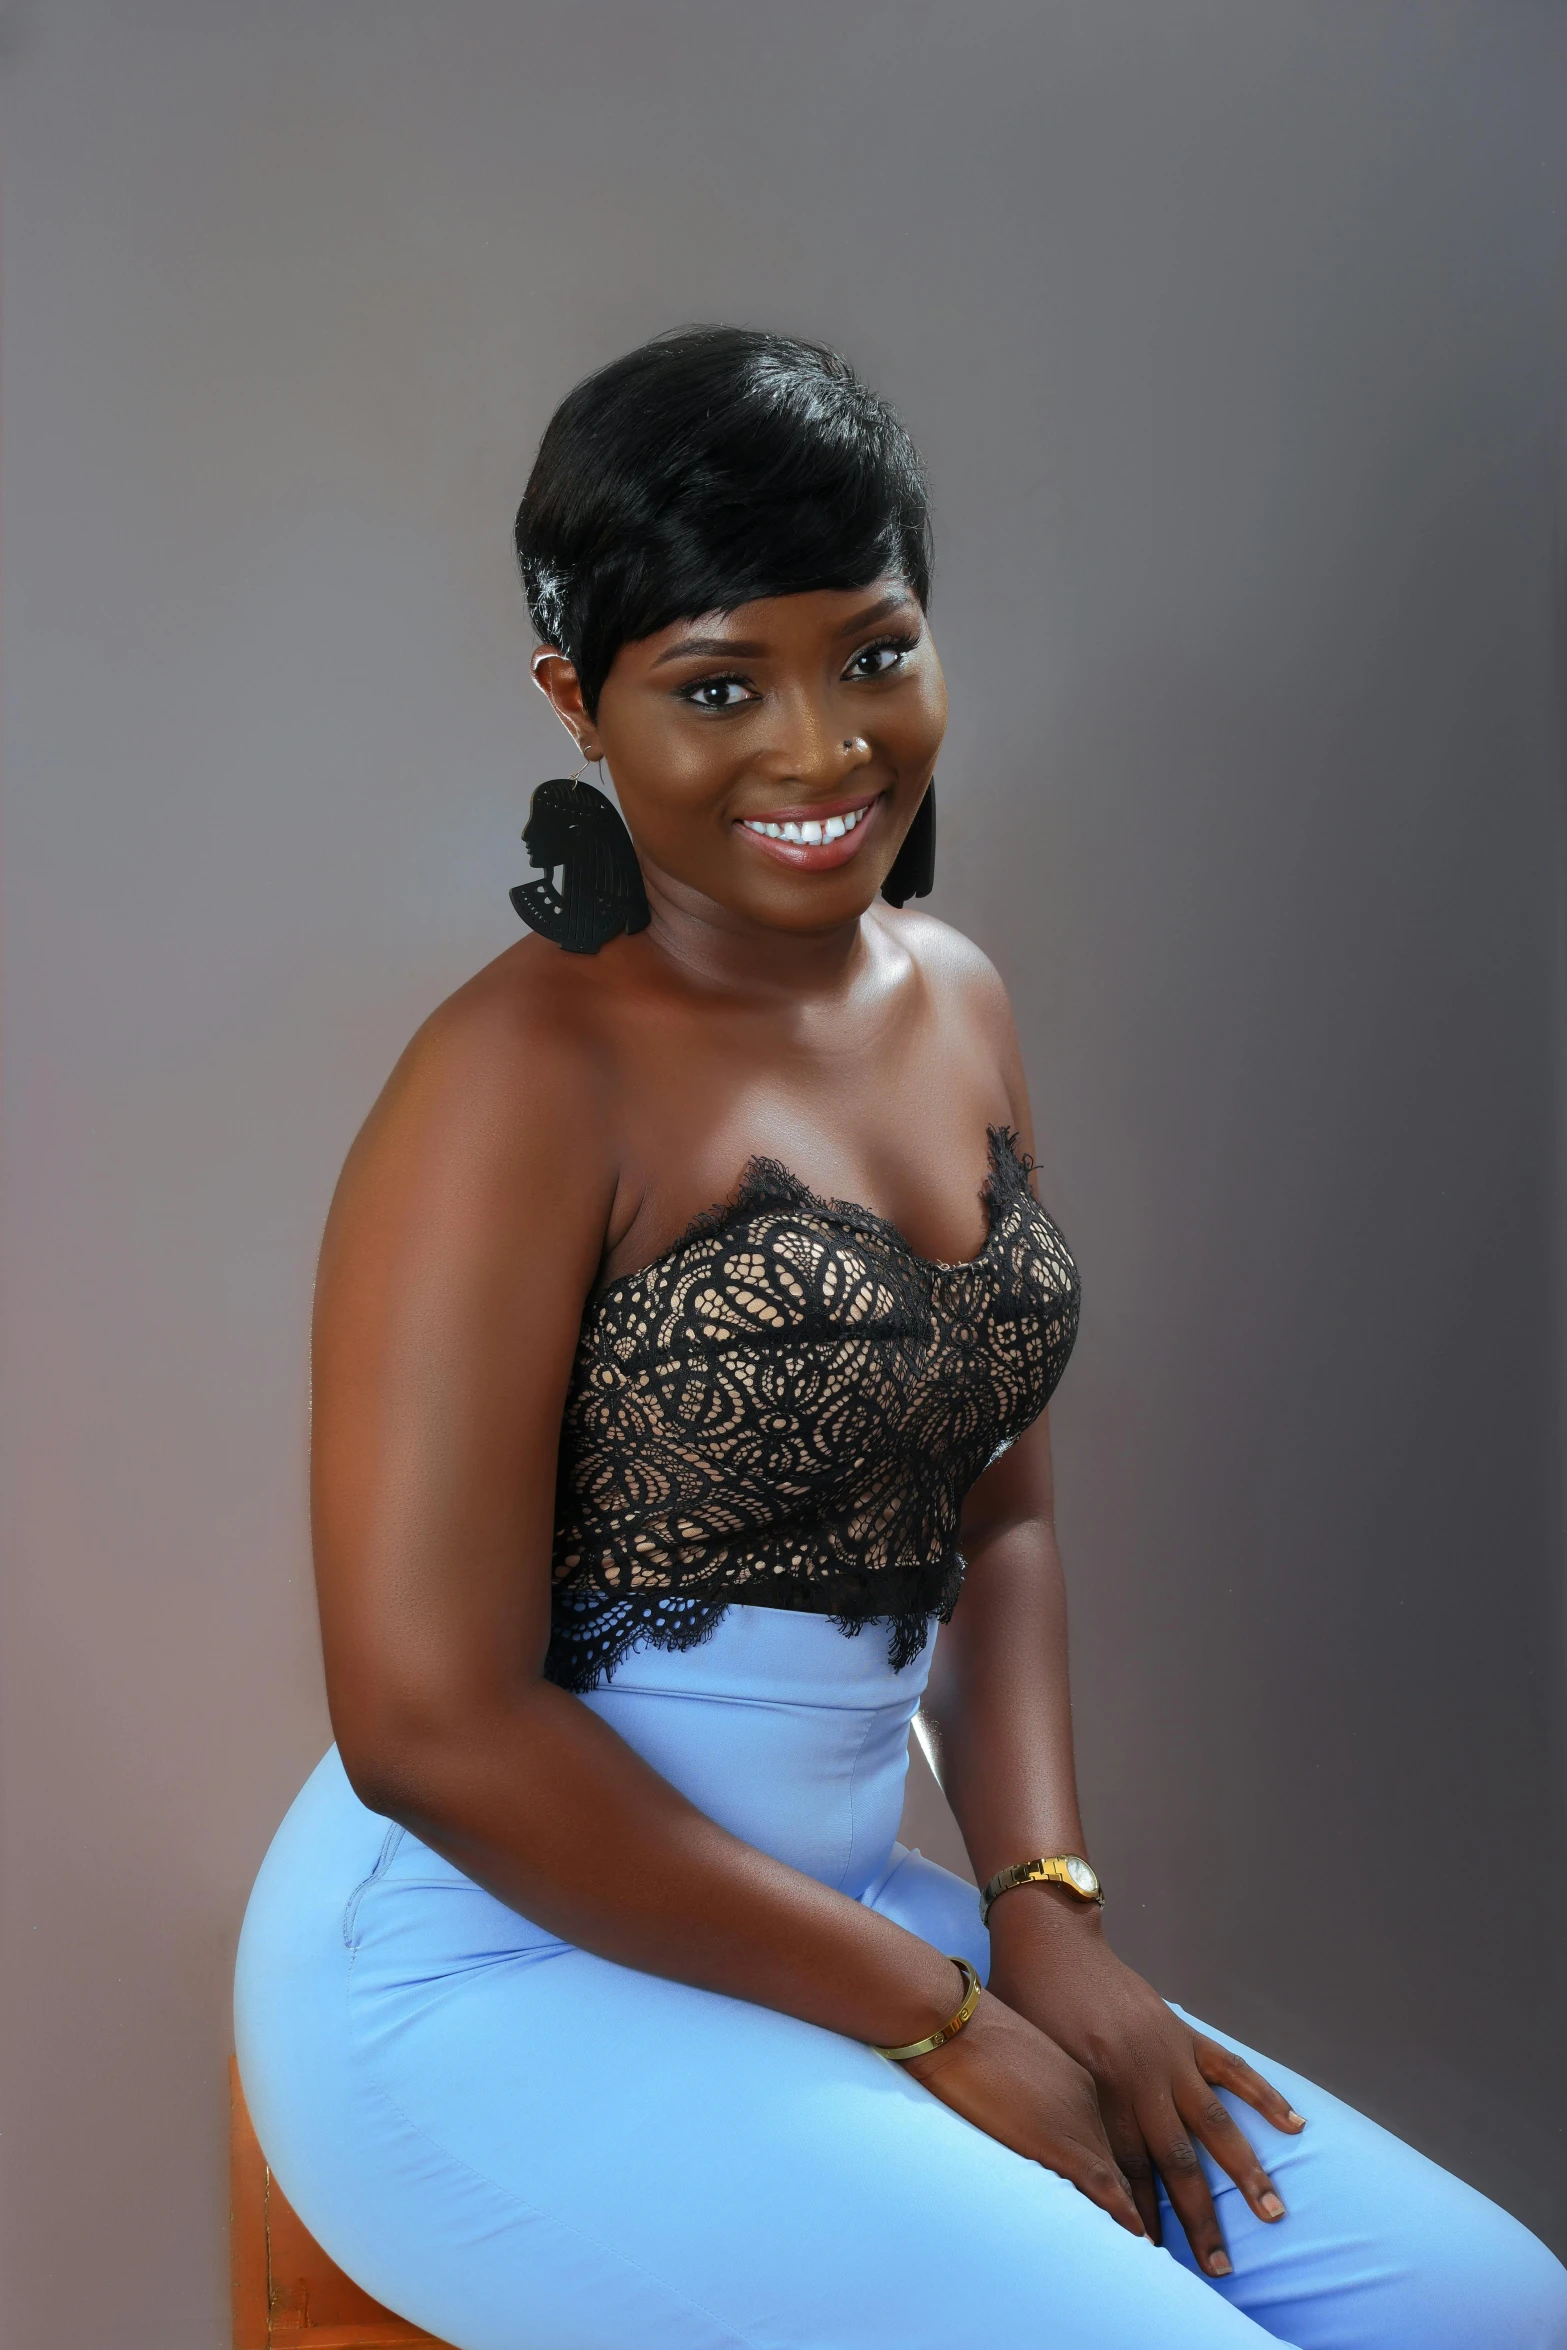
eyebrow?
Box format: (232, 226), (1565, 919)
(650, 634), (766, 668)
(648, 589), (918, 670)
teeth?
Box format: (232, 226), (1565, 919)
(742, 800), (872, 843)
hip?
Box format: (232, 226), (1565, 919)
(236, 1601), (942, 1999)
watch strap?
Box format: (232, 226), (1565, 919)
(979, 1853), (1104, 1926)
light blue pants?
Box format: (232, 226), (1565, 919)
(234, 1605), (1567, 2349)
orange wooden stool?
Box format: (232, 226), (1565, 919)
(230, 2056), (457, 2350)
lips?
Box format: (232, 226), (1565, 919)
(735, 790), (884, 871)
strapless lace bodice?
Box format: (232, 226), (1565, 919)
(544, 1125), (1080, 1692)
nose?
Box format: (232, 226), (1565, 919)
(758, 688), (872, 792)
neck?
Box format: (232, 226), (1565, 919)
(639, 862), (873, 1000)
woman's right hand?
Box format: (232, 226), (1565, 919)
(902, 1984), (1147, 2237)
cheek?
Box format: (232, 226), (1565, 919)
(649, 727), (738, 800)
(895, 675), (948, 762)
(603, 717), (739, 848)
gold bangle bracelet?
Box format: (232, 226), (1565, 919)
(871, 1956), (982, 2062)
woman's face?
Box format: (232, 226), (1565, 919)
(535, 576), (947, 935)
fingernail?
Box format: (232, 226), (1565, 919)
(1260, 2192), (1286, 2220)
(1208, 2250), (1233, 2277)
(1286, 2109), (1306, 2128)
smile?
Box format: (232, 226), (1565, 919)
(734, 792), (885, 872)
(741, 798), (875, 845)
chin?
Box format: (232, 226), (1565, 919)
(747, 881), (884, 933)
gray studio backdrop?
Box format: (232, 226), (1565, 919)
(3, 3), (1566, 2340)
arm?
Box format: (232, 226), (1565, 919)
(927, 1412), (1304, 2273)
(919, 1418), (1088, 1895)
(916, 960), (1300, 2267)
(311, 971), (961, 2050)
(309, 960), (1140, 2237)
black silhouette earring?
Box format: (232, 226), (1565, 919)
(880, 780), (936, 907)
(509, 756), (651, 954)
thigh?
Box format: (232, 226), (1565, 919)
(345, 1936), (1281, 2350)
(872, 1849), (1566, 2350)
(1159, 2008), (1567, 2350)
(244, 1805), (1277, 2350)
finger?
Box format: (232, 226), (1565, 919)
(1050, 2137), (1147, 2240)
(1099, 2094), (1162, 2245)
(1177, 2073), (1289, 2227)
(1193, 2035), (1305, 2135)
(1044, 2075), (1147, 2239)
(1143, 2099), (1231, 2279)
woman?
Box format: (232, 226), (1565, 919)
(235, 327), (1567, 2349)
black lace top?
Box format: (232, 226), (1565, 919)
(544, 1125), (1081, 1693)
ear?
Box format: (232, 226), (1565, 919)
(530, 648), (599, 761)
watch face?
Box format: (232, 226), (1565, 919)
(1065, 1856), (1099, 1897)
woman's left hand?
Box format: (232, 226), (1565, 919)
(985, 1899), (1305, 2277)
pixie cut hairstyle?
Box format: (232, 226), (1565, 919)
(514, 326), (933, 717)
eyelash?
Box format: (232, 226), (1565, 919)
(676, 631), (921, 711)
(847, 631), (921, 677)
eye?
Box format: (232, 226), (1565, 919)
(844, 632), (920, 681)
(677, 674), (757, 712)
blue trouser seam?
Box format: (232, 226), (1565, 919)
(837, 1703), (881, 1894)
(343, 1820), (405, 1948)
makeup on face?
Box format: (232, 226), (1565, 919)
(734, 788), (886, 870)
(553, 579), (947, 927)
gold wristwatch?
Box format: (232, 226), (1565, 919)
(979, 1853), (1104, 1927)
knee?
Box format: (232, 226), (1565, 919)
(1494, 2230), (1567, 2348)
(1420, 2193), (1567, 2349)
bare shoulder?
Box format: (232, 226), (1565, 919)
(876, 905), (1018, 1050)
(873, 904), (1034, 1144)
(329, 933), (620, 1249)
(411, 933), (611, 1100)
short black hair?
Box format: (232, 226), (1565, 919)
(514, 325), (933, 717)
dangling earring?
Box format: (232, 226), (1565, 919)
(880, 780), (936, 907)
(509, 754), (651, 954)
